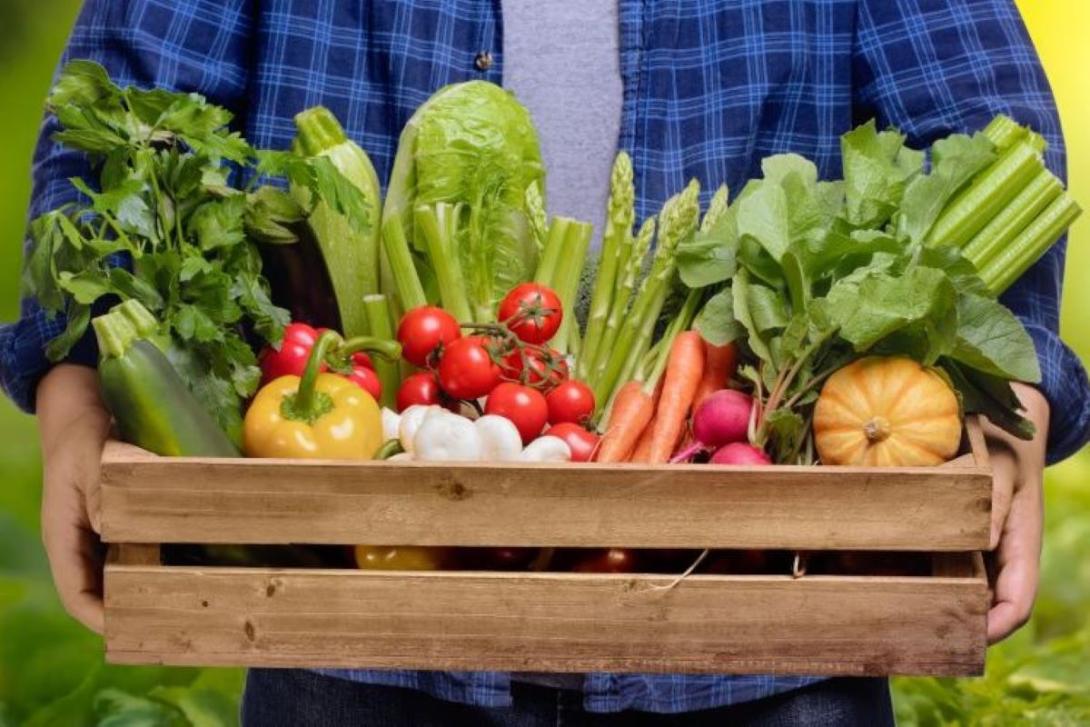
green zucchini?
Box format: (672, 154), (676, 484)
(92, 300), (238, 457)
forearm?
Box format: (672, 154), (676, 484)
(36, 364), (110, 456)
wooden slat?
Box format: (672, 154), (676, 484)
(104, 557), (987, 675)
(100, 441), (992, 550)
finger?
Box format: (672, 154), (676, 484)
(986, 480), (1043, 644)
(41, 480), (105, 634)
(988, 448), (1016, 550)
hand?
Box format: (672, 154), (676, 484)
(983, 382), (1049, 644)
(37, 364), (112, 634)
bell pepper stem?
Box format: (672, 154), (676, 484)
(295, 330), (340, 416)
(337, 336), (402, 362)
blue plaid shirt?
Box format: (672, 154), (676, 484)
(3, 0), (1089, 714)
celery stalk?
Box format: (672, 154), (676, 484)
(982, 114), (1046, 154)
(415, 203), (472, 322)
(382, 216), (427, 310)
(534, 217), (571, 285)
(579, 153), (634, 379)
(927, 141), (1044, 249)
(982, 193), (1082, 294)
(588, 217), (655, 391)
(363, 294), (400, 408)
(550, 220), (593, 354)
(962, 171), (1061, 272)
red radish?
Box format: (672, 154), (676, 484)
(710, 442), (771, 466)
(670, 389), (753, 463)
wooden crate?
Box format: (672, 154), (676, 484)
(100, 422), (992, 676)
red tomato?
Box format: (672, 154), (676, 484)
(259, 322), (324, 383)
(396, 372), (442, 411)
(498, 283), (563, 344)
(351, 351), (374, 369)
(502, 347), (569, 389)
(347, 364), (382, 400)
(437, 336), (502, 400)
(397, 306), (462, 367)
(545, 380), (595, 425)
(572, 548), (639, 573)
(485, 382), (549, 443)
(545, 422), (599, 462)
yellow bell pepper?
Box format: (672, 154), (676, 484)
(244, 331), (383, 459)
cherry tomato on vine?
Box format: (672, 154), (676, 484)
(396, 372), (442, 411)
(502, 347), (569, 388)
(498, 283), (563, 344)
(397, 306), (462, 367)
(545, 380), (595, 425)
(438, 336), (502, 400)
(571, 548), (639, 573)
(485, 382), (549, 443)
(347, 364), (382, 401)
(545, 422), (599, 462)
(351, 351), (374, 370)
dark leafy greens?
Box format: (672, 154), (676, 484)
(22, 61), (368, 440)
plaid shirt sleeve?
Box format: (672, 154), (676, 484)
(853, 0), (1090, 464)
(0, 0), (253, 412)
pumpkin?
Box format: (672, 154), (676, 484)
(813, 356), (961, 466)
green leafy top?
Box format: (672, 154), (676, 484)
(23, 61), (368, 440)
(382, 81), (545, 320)
(688, 119), (1043, 462)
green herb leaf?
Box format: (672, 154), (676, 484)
(694, 287), (745, 345)
(952, 293), (1042, 382)
(840, 120), (923, 228)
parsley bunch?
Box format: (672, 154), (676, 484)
(22, 61), (368, 440)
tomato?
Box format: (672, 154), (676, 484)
(259, 322), (324, 383)
(467, 547), (539, 571)
(354, 545), (450, 570)
(437, 336), (502, 400)
(397, 372), (442, 411)
(544, 422), (599, 462)
(485, 382), (548, 443)
(498, 283), (563, 344)
(571, 548), (639, 573)
(502, 347), (569, 389)
(545, 380), (595, 425)
(347, 364), (382, 400)
(351, 351), (374, 369)
(397, 306), (462, 367)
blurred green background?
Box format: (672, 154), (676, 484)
(0, 1), (1086, 724)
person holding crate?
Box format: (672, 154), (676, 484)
(4, 0), (1088, 725)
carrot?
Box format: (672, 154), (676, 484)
(646, 331), (705, 463)
(628, 379), (664, 462)
(596, 381), (654, 462)
(693, 342), (738, 411)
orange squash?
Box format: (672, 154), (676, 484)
(813, 356), (961, 466)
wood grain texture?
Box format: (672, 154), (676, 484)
(103, 557), (987, 675)
(100, 440), (992, 550)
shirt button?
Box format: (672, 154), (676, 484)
(474, 51), (493, 71)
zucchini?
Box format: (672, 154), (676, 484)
(92, 300), (238, 457)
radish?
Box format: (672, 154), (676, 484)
(710, 442), (771, 466)
(670, 389), (753, 463)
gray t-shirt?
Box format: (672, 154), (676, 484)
(503, 0), (624, 250)
(502, 0), (623, 691)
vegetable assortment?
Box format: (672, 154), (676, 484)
(32, 64), (1082, 573)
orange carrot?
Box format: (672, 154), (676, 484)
(646, 331), (706, 463)
(628, 380), (664, 462)
(693, 342), (738, 410)
(596, 381), (654, 462)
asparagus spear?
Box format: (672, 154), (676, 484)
(587, 216), (655, 391)
(550, 220), (594, 354)
(579, 153), (634, 378)
(594, 180), (700, 409)
(701, 184), (730, 233)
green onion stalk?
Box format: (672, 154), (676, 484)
(578, 152), (634, 378)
